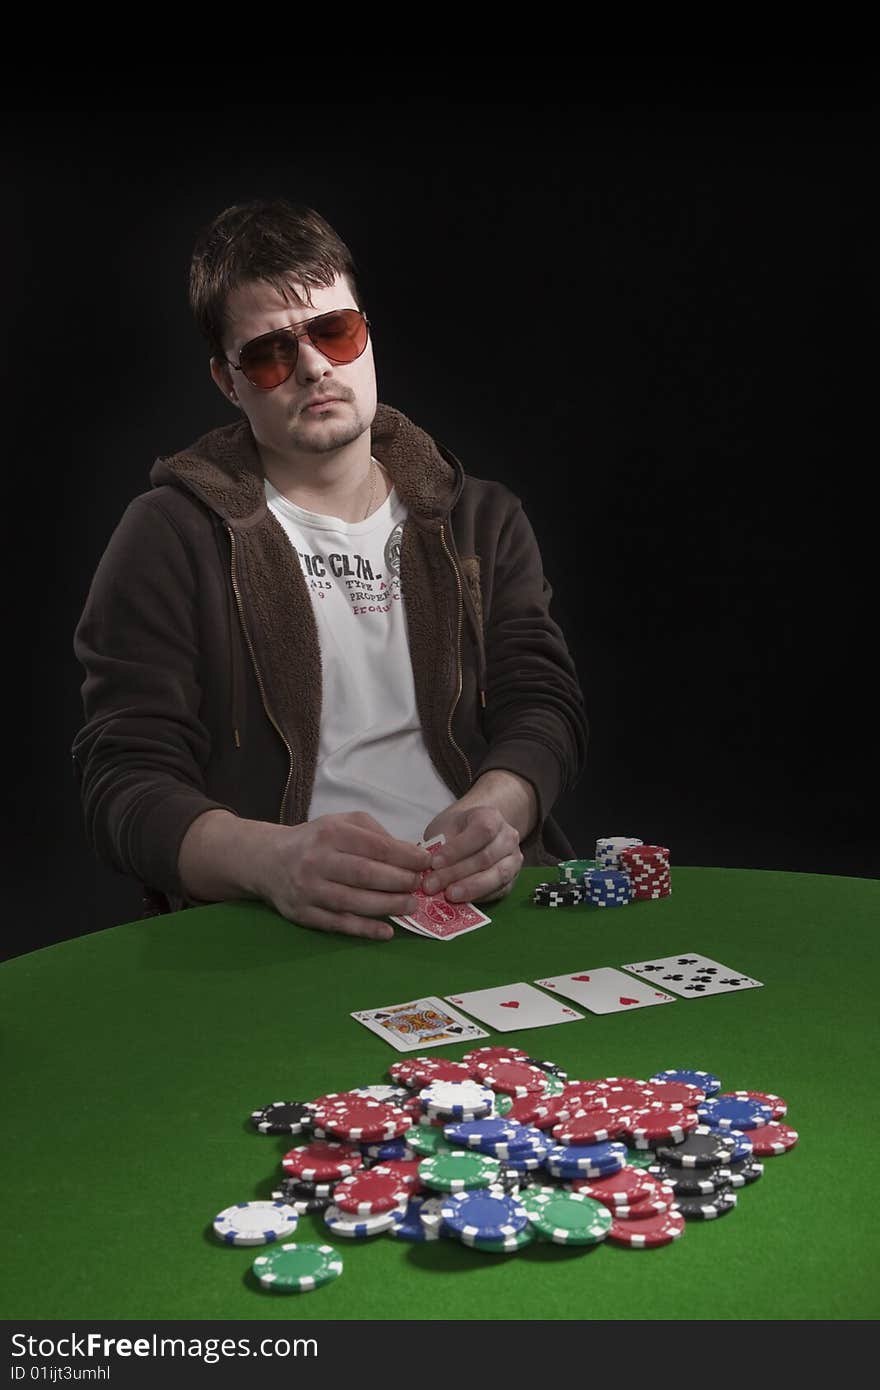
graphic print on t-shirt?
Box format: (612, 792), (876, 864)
(293, 541), (401, 618)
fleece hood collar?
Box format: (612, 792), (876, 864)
(149, 400), (464, 524)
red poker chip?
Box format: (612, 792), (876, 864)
(531, 1092), (605, 1130)
(504, 1094), (545, 1126)
(624, 1107), (699, 1145)
(473, 1060), (548, 1096)
(569, 1165), (662, 1209)
(726, 1090), (788, 1119)
(322, 1114), (413, 1142)
(742, 1121), (798, 1155)
(408, 1058), (474, 1086)
(332, 1167), (412, 1215)
(607, 1196), (675, 1220)
(553, 1110), (629, 1145)
(461, 1045), (531, 1067)
(647, 1080), (706, 1108)
(388, 1060), (421, 1087)
(599, 1084), (661, 1111)
(608, 1206), (685, 1248)
(282, 1140), (363, 1181)
(372, 1158), (424, 1191)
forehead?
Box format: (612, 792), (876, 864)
(226, 273), (355, 350)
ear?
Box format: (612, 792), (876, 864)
(210, 355), (239, 407)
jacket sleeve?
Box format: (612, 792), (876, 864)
(472, 492), (588, 835)
(71, 494), (235, 896)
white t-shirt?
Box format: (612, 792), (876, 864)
(265, 466), (456, 842)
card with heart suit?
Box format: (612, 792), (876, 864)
(351, 996), (489, 1051)
(535, 967), (677, 1015)
(389, 833), (492, 941)
(444, 983), (585, 1032)
(620, 952), (764, 998)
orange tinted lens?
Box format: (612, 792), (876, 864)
(310, 309), (367, 362)
(241, 334), (298, 388)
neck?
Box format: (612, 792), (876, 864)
(266, 452), (388, 522)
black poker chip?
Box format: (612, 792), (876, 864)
(250, 1101), (314, 1135)
(672, 1187), (738, 1220)
(272, 1188), (332, 1214)
(655, 1125), (738, 1169)
(715, 1159), (764, 1188)
(523, 1059), (569, 1080)
(272, 1176), (337, 1202)
(647, 1162), (730, 1196)
(491, 1163), (523, 1194)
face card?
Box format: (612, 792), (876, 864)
(351, 996), (489, 1051)
(535, 967), (677, 1015)
(620, 953), (764, 998)
(444, 983), (584, 1032)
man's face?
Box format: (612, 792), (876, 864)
(210, 272), (377, 460)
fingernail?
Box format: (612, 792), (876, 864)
(446, 885), (462, 901)
(407, 897), (419, 914)
(423, 875), (439, 894)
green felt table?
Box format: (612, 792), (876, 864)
(3, 866), (879, 1322)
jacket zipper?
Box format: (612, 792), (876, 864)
(439, 522), (474, 788)
(228, 525), (295, 824)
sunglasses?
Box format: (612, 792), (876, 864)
(224, 308), (370, 390)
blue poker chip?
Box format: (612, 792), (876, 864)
(697, 1097), (774, 1131)
(545, 1141), (627, 1178)
(361, 1137), (413, 1162)
(388, 1195), (432, 1241)
(440, 1190), (529, 1241)
(443, 1117), (523, 1148)
(724, 1130), (754, 1163)
(650, 1069), (722, 1095)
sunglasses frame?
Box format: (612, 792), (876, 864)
(223, 308), (371, 390)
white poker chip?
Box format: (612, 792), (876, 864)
(213, 1200), (299, 1247)
(418, 1081), (495, 1117)
(322, 1204), (399, 1238)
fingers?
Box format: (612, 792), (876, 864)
(294, 905), (398, 942)
(421, 810), (521, 900)
(335, 814), (433, 873)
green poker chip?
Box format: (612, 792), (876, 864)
(626, 1149), (658, 1169)
(521, 1190), (612, 1245)
(540, 1074), (566, 1098)
(459, 1225), (536, 1253)
(418, 1150), (501, 1192)
(252, 1242), (343, 1292)
(405, 1125), (453, 1158)
(493, 1094), (514, 1117)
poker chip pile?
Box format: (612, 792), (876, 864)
(211, 1051), (798, 1293)
(533, 837), (672, 908)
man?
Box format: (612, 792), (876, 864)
(72, 199), (588, 941)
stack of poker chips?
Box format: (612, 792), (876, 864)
(620, 844), (671, 900)
(595, 836), (644, 868)
(583, 868), (633, 908)
(219, 1055), (798, 1289)
(531, 837), (671, 909)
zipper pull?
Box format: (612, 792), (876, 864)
(480, 689), (486, 708)
(233, 728), (241, 749)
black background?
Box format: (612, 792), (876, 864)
(3, 81), (875, 961)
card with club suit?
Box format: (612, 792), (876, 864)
(620, 952), (764, 998)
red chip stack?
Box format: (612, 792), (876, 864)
(620, 845), (672, 900)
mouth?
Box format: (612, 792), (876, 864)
(303, 397), (342, 412)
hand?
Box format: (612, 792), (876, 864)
(419, 805), (523, 905)
(252, 812), (432, 941)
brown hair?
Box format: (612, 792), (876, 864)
(188, 198), (362, 363)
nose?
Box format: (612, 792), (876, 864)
(295, 335), (335, 384)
